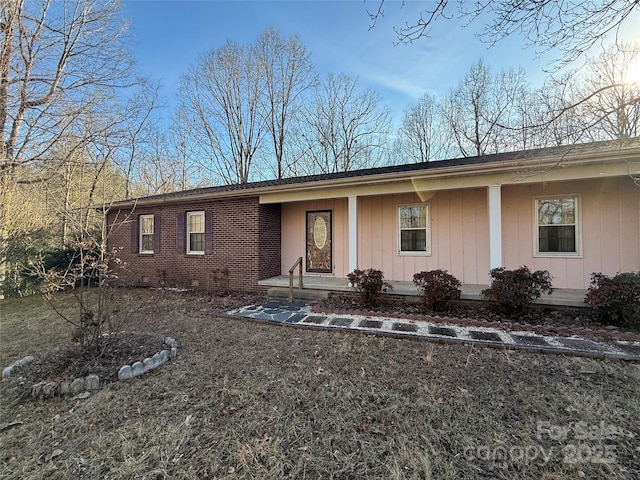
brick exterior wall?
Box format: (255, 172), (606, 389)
(106, 196), (281, 292)
(258, 203), (282, 280)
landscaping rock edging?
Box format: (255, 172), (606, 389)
(2, 355), (34, 380)
(1, 336), (178, 399)
(117, 336), (177, 380)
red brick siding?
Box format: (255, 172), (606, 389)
(106, 196), (281, 291)
(259, 203), (282, 279)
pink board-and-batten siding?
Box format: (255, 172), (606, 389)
(502, 177), (640, 289)
(357, 190), (490, 285)
(280, 190), (490, 285)
(279, 177), (640, 290)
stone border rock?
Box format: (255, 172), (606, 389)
(1, 336), (178, 399)
(2, 355), (34, 379)
(117, 336), (177, 380)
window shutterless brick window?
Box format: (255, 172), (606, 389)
(534, 195), (581, 256)
(139, 214), (154, 253)
(398, 204), (430, 255)
(187, 211), (205, 254)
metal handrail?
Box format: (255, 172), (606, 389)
(288, 256), (303, 302)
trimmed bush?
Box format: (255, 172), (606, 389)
(413, 270), (461, 313)
(482, 266), (553, 317)
(584, 272), (640, 328)
(347, 268), (392, 308)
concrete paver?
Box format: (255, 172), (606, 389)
(226, 301), (640, 362)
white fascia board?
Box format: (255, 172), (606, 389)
(259, 157), (638, 204)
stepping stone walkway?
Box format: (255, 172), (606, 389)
(227, 301), (640, 362)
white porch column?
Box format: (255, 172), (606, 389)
(487, 185), (502, 270)
(348, 195), (358, 273)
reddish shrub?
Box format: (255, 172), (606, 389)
(482, 266), (553, 318)
(347, 268), (392, 308)
(413, 270), (461, 313)
(585, 272), (640, 328)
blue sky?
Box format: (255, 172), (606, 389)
(120, 0), (627, 125)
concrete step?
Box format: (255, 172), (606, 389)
(267, 287), (330, 302)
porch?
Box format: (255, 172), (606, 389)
(258, 275), (588, 308)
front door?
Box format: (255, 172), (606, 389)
(306, 210), (332, 273)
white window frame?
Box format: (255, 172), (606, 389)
(533, 195), (582, 258)
(139, 214), (154, 254)
(397, 204), (431, 256)
(187, 211), (205, 255)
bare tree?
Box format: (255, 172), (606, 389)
(579, 42), (640, 141)
(395, 93), (451, 163)
(168, 107), (220, 187)
(129, 126), (210, 198)
(0, 174), (57, 295)
(367, 1), (639, 144)
(40, 82), (159, 245)
(178, 40), (265, 185)
(1, 0), (135, 178)
(502, 43), (640, 147)
(298, 73), (391, 174)
(497, 80), (579, 151)
(368, 1), (639, 70)
(253, 28), (316, 179)
(534, 75), (592, 146)
(0, 0), (136, 288)
(0, 119), (129, 296)
(505, 87), (543, 151)
(31, 201), (135, 355)
(118, 81), (162, 199)
(42, 112), (129, 247)
(439, 59), (527, 157)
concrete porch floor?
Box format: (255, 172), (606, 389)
(258, 275), (588, 308)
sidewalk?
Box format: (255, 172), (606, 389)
(226, 301), (640, 362)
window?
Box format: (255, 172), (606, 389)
(535, 196), (580, 256)
(187, 211), (205, 254)
(398, 204), (430, 255)
(139, 215), (154, 253)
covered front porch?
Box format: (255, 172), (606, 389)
(259, 147), (639, 292)
(258, 275), (588, 308)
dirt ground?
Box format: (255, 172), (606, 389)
(1, 289), (639, 479)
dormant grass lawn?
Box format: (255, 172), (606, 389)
(1, 289), (639, 479)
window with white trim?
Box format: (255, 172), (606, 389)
(398, 204), (430, 254)
(187, 211), (205, 254)
(534, 196), (580, 256)
(139, 215), (154, 253)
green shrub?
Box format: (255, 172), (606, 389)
(347, 268), (392, 308)
(1, 242), (105, 299)
(482, 266), (553, 317)
(0, 229), (57, 297)
(23, 243), (102, 290)
(413, 269), (461, 313)
(584, 272), (640, 328)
